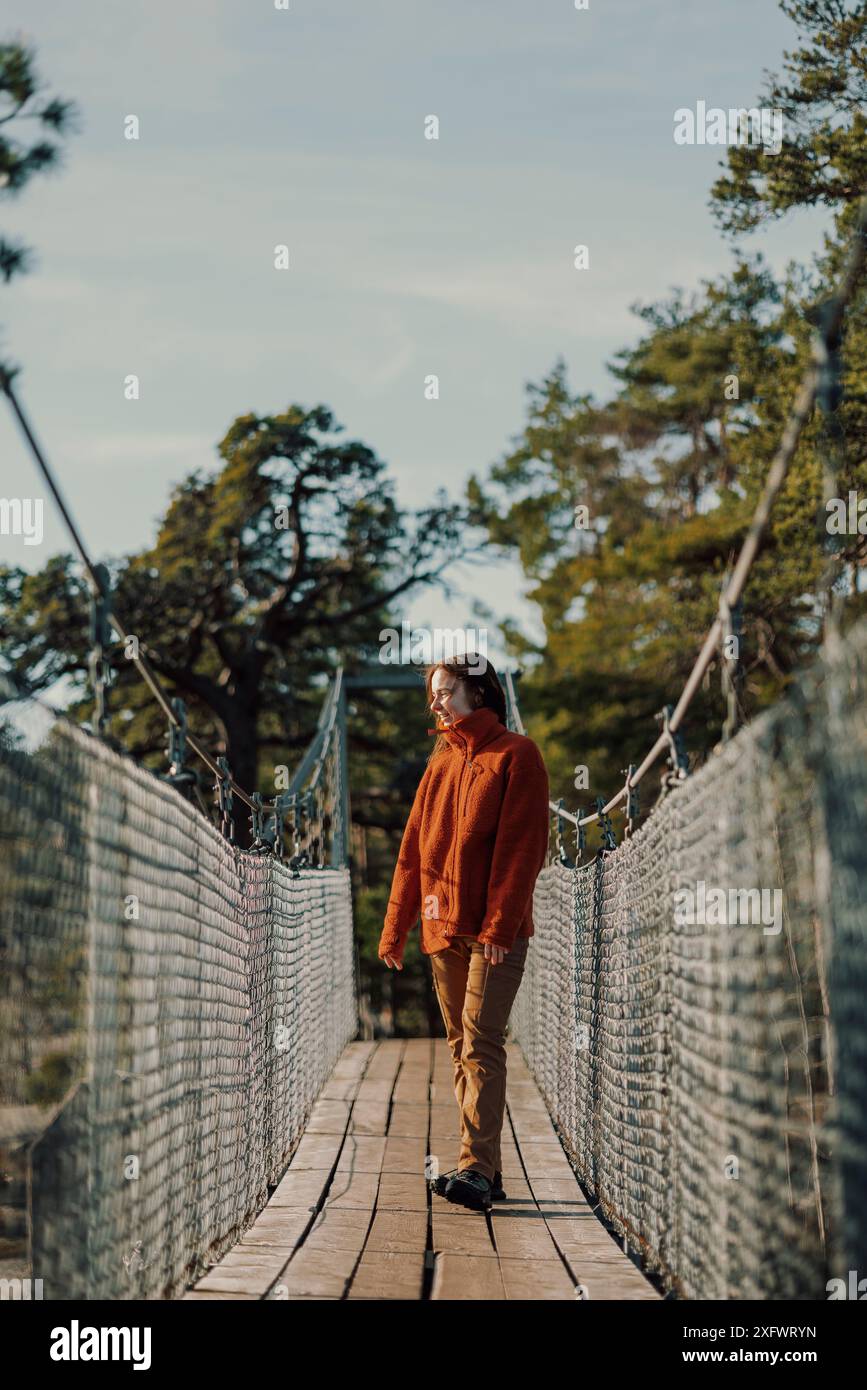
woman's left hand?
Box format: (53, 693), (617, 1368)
(483, 943), (509, 967)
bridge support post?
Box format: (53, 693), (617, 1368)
(334, 678), (352, 868)
(87, 562), (113, 741)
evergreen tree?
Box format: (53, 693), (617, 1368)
(0, 37), (79, 372)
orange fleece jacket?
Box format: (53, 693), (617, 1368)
(378, 705), (550, 960)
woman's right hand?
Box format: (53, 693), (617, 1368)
(382, 953), (403, 970)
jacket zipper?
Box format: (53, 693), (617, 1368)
(444, 732), (472, 932)
(459, 751), (474, 820)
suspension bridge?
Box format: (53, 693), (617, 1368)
(1, 201), (867, 1303)
(2, 611), (866, 1300)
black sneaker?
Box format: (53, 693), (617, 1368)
(428, 1167), (460, 1197)
(491, 1170), (506, 1201)
(444, 1169), (493, 1211)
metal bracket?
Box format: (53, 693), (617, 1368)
(553, 798), (575, 868)
(623, 766), (639, 837)
(163, 696), (197, 792)
(248, 792), (270, 853)
(656, 704), (689, 791)
(286, 791), (310, 875)
(595, 796), (617, 851)
(270, 794), (288, 860)
(575, 812), (587, 858)
(87, 562), (113, 739)
(214, 756), (235, 843)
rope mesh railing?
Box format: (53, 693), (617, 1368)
(0, 319), (357, 1298)
(509, 613), (867, 1299)
(0, 688), (357, 1299)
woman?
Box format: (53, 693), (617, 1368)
(378, 655), (550, 1211)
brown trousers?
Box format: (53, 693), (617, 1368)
(430, 935), (530, 1183)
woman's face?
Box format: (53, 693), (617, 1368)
(430, 668), (476, 726)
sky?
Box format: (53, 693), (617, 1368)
(0, 0), (833, 674)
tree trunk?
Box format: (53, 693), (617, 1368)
(221, 711), (259, 849)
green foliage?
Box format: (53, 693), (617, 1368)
(0, 35), (79, 384)
(0, 404), (473, 842)
(471, 1), (867, 821)
(710, 0), (867, 236)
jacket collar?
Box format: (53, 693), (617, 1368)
(427, 705), (504, 757)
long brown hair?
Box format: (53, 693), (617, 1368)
(423, 655), (507, 761)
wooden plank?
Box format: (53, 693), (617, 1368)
(375, 1171), (428, 1212)
(346, 1250), (425, 1300)
(509, 1113), (562, 1145)
(386, 1102), (429, 1138)
(303, 1208), (370, 1255)
(430, 1089), (458, 1110)
(518, 1181), (662, 1300)
(322, 1170), (380, 1210)
(430, 1097), (457, 1118)
(431, 1252), (506, 1300)
(217, 1248), (292, 1274)
(489, 1173), (533, 1202)
(304, 1099), (352, 1134)
(333, 1135), (388, 1173)
(283, 1132), (345, 1170)
(190, 1262), (282, 1297)
(187, 1034), (661, 1302)
(353, 1079), (395, 1104)
(498, 1256), (577, 1300)
(517, 1141), (579, 1179)
(497, 1142), (523, 1169)
(318, 1078), (363, 1102)
(525, 1176), (594, 1208)
(276, 1245), (357, 1298)
(181, 1290), (257, 1300)
(425, 1146), (460, 1180)
(359, 1040), (403, 1080)
(427, 1112), (461, 1134)
(191, 1229), (314, 1297)
(428, 1141), (460, 1167)
(229, 1206), (311, 1247)
(268, 1169), (330, 1209)
(490, 1210), (565, 1260)
(542, 1216), (662, 1298)
(381, 1134), (427, 1174)
(330, 1041), (376, 1077)
(277, 1292), (342, 1301)
(542, 1212), (630, 1254)
(364, 1210), (427, 1256)
(498, 1056), (661, 1300)
(572, 1267), (662, 1300)
(395, 1053), (431, 1075)
(428, 1098), (459, 1122)
(317, 1043), (369, 1094)
(346, 1101), (389, 1135)
(431, 1210), (496, 1257)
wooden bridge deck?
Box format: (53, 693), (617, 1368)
(183, 1038), (660, 1302)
